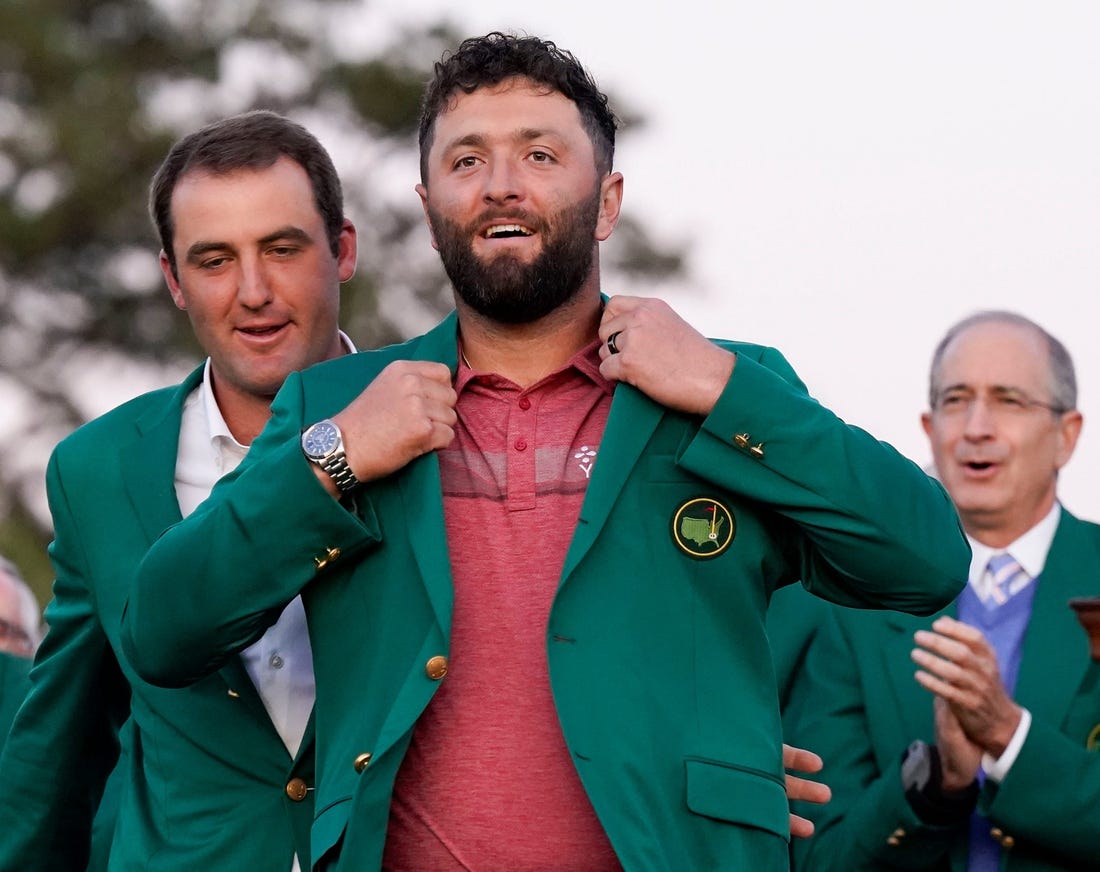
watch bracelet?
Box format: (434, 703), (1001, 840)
(321, 452), (359, 493)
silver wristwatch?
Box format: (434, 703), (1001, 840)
(301, 419), (360, 494)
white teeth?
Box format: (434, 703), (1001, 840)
(485, 224), (533, 238)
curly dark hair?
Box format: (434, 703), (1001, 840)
(417, 32), (618, 182)
(150, 110), (344, 278)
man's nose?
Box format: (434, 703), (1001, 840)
(962, 396), (997, 439)
(482, 158), (524, 205)
(237, 259), (274, 309)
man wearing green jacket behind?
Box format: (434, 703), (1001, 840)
(0, 556), (36, 788)
(0, 652), (30, 750)
(0, 110), (358, 870)
(789, 310), (1100, 871)
(124, 33), (968, 872)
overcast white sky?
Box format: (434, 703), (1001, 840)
(364, 0), (1100, 518)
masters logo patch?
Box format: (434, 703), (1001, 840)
(671, 497), (735, 559)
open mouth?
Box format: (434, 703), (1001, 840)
(238, 324), (287, 338)
(484, 224), (534, 239)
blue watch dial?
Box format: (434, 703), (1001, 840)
(303, 421), (339, 458)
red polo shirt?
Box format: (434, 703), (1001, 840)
(384, 339), (621, 871)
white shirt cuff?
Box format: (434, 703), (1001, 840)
(981, 707), (1031, 784)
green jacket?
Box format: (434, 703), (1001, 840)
(789, 509), (1100, 872)
(124, 313), (968, 871)
(768, 583), (831, 718)
(0, 366), (315, 871)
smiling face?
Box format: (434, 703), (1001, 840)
(922, 320), (1083, 546)
(162, 156), (355, 418)
(417, 77), (622, 325)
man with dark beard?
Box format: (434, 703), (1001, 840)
(124, 33), (969, 872)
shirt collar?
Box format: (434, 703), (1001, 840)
(199, 329), (356, 449)
(454, 336), (613, 397)
(967, 501), (1061, 584)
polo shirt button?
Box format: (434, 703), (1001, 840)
(518, 397), (531, 410)
(514, 438), (527, 451)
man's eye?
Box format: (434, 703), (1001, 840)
(529, 150), (552, 162)
(941, 394), (967, 407)
(454, 156), (478, 169)
(200, 256), (229, 270)
(999, 395), (1026, 408)
(269, 246), (297, 258)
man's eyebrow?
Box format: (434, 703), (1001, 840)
(516, 127), (560, 143)
(185, 240), (231, 264)
(443, 133), (487, 153)
(258, 226), (313, 247)
(989, 384), (1034, 397)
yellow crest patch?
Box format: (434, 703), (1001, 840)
(671, 497), (735, 559)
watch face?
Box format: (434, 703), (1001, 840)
(303, 421), (340, 459)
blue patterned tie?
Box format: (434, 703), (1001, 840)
(984, 553), (1027, 606)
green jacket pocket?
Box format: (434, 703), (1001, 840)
(684, 757), (789, 841)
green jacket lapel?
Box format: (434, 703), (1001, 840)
(559, 383), (665, 585)
(1015, 510), (1096, 722)
(121, 365), (202, 544)
(400, 314), (461, 635)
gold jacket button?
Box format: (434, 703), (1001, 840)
(425, 655), (449, 680)
(990, 827), (1004, 841)
(1001, 835), (1015, 850)
(354, 752), (372, 773)
(750, 442), (765, 458)
(733, 433), (751, 448)
(285, 777), (309, 802)
(891, 828), (906, 839)
(886, 835), (901, 847)
(314, 547), (341, 572)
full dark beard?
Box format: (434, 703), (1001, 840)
(430, 188), (600, 325)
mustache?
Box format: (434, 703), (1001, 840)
(469, 208), (544, 233)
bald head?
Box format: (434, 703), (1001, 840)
(922, 311), (1083, 546)
(928, 310), (1076, 413)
